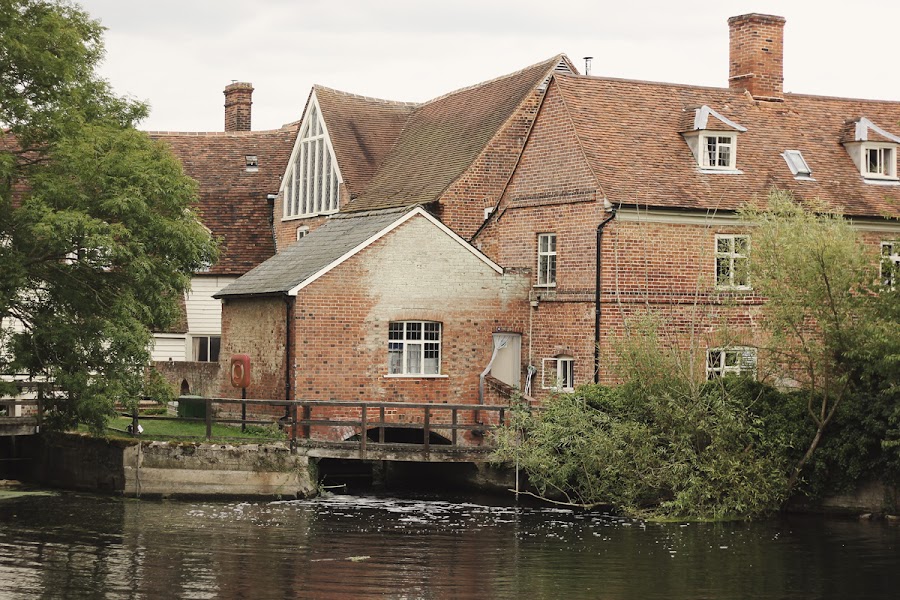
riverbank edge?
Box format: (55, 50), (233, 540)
(14, 432), (317, 500)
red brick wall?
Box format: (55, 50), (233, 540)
(272, 173), (353, 251)
(289, 215), (529, 442)
(728, 13), (785, 101)
(436, 87), (545, 240)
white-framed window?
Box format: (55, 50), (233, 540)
(703, 134), (736, 169)
(706, 347), (757, 380)
(192, 336), (220, 362)
(882, 241), (899, 287)
(782, 150), (813, 179)
(537, 233), (557, 287)
(388, 321), (441, 376)
(283, 100), (341, 218)
(296, 226), (309, 241)
(542, 355), (574, 391)
(715, 234), (750, 289)
(864, 144), (897, 179)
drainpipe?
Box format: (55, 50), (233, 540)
(594, 207), (617, 384)
(267, 194), (277, 252)
(284, 295), (294, 403)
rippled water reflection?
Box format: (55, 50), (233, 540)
(1, 491), (899, 599)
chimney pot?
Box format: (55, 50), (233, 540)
(727, 13), (785, 101)
(224, 82), (253, 132)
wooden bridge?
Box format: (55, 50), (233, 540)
(1, 392), (520, 463)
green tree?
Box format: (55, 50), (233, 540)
(742, 190), (899, 491)
(495, 318), (792, 520)
(1, 0), (217, 432)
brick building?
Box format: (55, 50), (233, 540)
(181, 14), (897, 442)
(147, 84), (297, 396)
(475, 13), (900, 396)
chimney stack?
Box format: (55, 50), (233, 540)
(728, 13), (785, 102)
(224, 82), (253, 132)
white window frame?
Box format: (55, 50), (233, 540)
(542, 355), (574, 391)
(863, 143), (898, 180)
(706, 347), (757, 380)
(715, 234), (751, 290)
(387, 321), (442, 377)
(536, 233), (557, 287)
(782, 150), (813, 179)
(882, 241), (899, 288)
(282, 96), (342, 219)
(191, 335), (221, 363)
(702, 134), (737, 170)
(296, 226), (309, 241)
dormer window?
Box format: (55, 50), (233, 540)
(704, 135), (736, 169)
(841, 118), (900, 183)
(681, 106), (746, 174)
(865, 145), (896, 179)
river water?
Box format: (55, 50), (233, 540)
(1, 490), (899, 599)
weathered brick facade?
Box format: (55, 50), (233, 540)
(221, 214), (530, 443)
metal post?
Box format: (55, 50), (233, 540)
(423, 407), (430, 454)
(451, 409), (458, 446)
(291, 402), (298, 447)
(360, 405), (367, 458)
(302, 404), (311, 439)
(205, 397), (212, 441)
(241, 387), (247, 432)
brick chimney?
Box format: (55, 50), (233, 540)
(728, 13), (786, 102)
(224, 82), (253, 132)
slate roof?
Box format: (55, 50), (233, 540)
(150, 126), (298, 275)
(550, 74), (900, 218)
(341, 55), (570, 212)
(215, 207), (411, 298)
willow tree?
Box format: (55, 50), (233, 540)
(0, 0), (217, 432)
(743, 190), (898, 491)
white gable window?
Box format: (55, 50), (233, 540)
(283, 99), (341, 219)
(715, 234), (750, 290)
(682, 106), (746, 174)
(703, 134), (736, 169)
(388, 321), (442, 376)
(842, 118), (900, 183)
(865, 144), (897, 179)
(706, 347), (757, 379)
(542, 355), (574, 391)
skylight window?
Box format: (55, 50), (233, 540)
(782, 150), (812, 179)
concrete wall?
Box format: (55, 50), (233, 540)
(29, 434), (315, 499)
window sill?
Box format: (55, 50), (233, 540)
(383, 374), (449, 379)
(533, 284), (557, 289)
(862, 176), (900, 186)
(281, 211), (338, 222)
(715, 285), (752, 292)
(698, 168), (743, 175)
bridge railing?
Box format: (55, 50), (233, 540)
(121, 397), (514, 452)
(291, 400), (510, 453)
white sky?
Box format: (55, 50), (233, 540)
(75, 0), (900, 132)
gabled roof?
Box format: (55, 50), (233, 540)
(150, 126), (298, 275)
(681, 105), (747, 133)
(215, 206), (501, 298)
(549, 73), (900, 217)
(312, 87), (416, 197)
(839, 117), (900, 144)
(341, 55), (572, 212)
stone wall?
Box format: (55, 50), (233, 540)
(29, 433), (315, 499)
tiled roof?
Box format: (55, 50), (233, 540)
(150, 126), (298, 275)
(342, 55), (570, 212)
(551, 74), (900, 218)
(215, 207), (410, 297)
(313, 87), (416, 198)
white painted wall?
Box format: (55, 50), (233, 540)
(151, 334), (187, 362)
(186, 276), (235, 335)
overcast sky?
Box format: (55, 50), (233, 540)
(75, 0), (900, 132)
